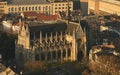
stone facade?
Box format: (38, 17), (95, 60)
(89, 0), (120, 15)
(15, 20), (86, 65)
(0, 0), (73, 15)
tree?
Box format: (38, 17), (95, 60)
(24, 61), (48, 75)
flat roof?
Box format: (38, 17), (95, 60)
(7, 0), (50, 5)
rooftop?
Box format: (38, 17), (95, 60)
(7, 0), (50, 5)
(24, 20), (79, 39)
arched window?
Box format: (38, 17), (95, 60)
(41, 53), (45, 61)
(18, 7), (21, 11)
(8, 8), (10, 12)
(52, 51), (56, 59)
(46, 6), (48, 10)
(35, 54), (39, 61)
(29, 7), (31, 11)
(57, 50), (61, 59)
(22, 7), (24, 11)
(35, 6), (37, 10)
(15, 8), (17, 11)
(32, 7), (34, 11)
(63, 49), (66, 58)
(26, 7), (28, 11)
(68, 48), (71, 57)
(47, 52), (51, 60)
(39, 6), (41, 10)
(11, 7), (14, 11)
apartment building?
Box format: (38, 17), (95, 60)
(0, 0), (73, 15)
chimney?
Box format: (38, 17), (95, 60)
(94, 0), (99, 15)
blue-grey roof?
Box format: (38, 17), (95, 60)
(7, 0), (50, 5)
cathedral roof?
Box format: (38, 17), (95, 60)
(27, 20), (67, 39)
(7, 0), (50, 5)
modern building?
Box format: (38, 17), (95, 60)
(15, 20), (86, 65)
(0, 0), (73, 15)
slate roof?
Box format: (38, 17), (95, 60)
(7, 0), (50, 5)
(37, 15), (58, 21)
(105, 20), (120, 28)
(28, 20), (67, 39)
(26, 20), (79, 40)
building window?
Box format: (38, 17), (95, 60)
(57, 50), (61, 59)
(47, 52), (51, 60)
(62, 7), (64, 9)
(52, 51), (56, 59)
(43, 7), (45, 11)
(22, 7), (24, 11)
(59, 4), (61, 6)
(55, 11), (57, 13)
(63, 49), (66, 58)
(41, 53), (45, 61)
(49, 6), (50, 11)
(59, 7), (61, 9)
(26, 7), (27, 11)
(0, 6), (4, 8)
(55, 7), (57, 9)
(0, 10), (4, 12)
(18, 7), (21, 11)
(11, 7), (14, 11)
(32, 7), (34, 10)
(55, 4), (57, 6)
(8, 8), (10, 11)
(62, 4), (64, 6)
(68, 49), (71, 57)
(35, 7), (37, 10)
(29, 7), (31, 11)
(39, 6), (41, 10)
(46, 6), (48, 10)
(4, 3), (6, 5)
(15, 8), (17, 11)
(35, 54), (39, 61)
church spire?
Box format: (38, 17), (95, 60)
(73, 29), (75, 38)
(50, 32), (53, 43)
(60, 31), (63, 41)
(45, 33), (48, 43)
(55, 32), (58, 42)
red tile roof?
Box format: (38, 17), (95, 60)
(37, 15), (58, 21)
(23, 11), (38, 17)
(22, 11), (60, 21)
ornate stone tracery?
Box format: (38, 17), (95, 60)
(15, 21), (86, 65)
